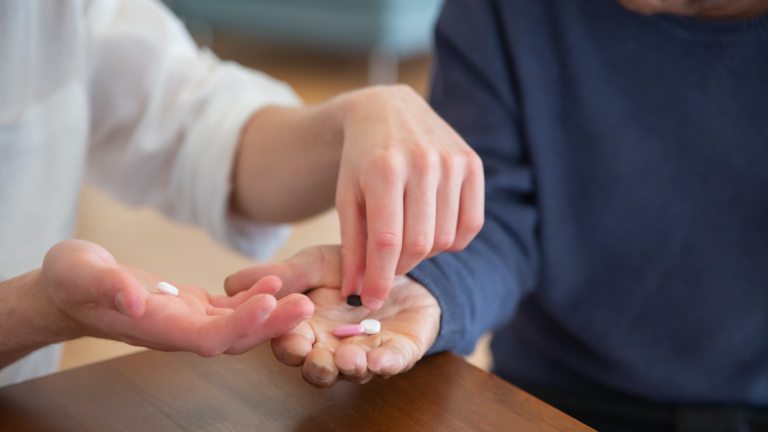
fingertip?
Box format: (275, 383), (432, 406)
(340, 266), (362, 298)
(362, 296), (384, 311)
(281, 293), (315, 319)
(303, 348), (339, 387)
(361, 277), (391, 309)
(106, 268), (146, 318)
(246, 293), (279, 322)
(252, 275), (283, 295)
(223, 272), (239, 296)
(368, 349), (402, 375)
(361, 276), (390, 310)
(335, 343), (367, 377)
(272, 333), (312, 366)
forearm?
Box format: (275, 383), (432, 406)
(0, 270), (78, 369)
(231, 96), (348, 223)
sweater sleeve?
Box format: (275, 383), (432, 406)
(408, 0), (540, 355)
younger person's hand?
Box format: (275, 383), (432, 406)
(41, 240), (313, 356)
(334, 86), (484, 310)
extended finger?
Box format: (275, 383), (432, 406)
(224, 263), (289, 296)
(450, 152), (484, 251)
(228, 293), (314, 354)
(204, 305), (232, 317)
(338, 186), (366, 298)
(396, 164), (438, 275)
(362, 168), (405, 310)
(225, 247), (342, 299)
(196, 294), (278, 357)
(213, 275), (282, 308)
(430, 155), (462, 256)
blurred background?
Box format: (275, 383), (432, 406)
(63, 0), (491, 373)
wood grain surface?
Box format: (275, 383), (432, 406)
(0, 345), (593, 431)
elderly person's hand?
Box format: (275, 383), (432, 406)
(226, 245), (440, 386)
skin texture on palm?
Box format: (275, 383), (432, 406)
(42, 240), (314, 358)
(225, 246), (441, 387)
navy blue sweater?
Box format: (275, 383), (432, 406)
(409, 0), (768, 405)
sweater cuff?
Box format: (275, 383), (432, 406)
(408, 257), (469, 355)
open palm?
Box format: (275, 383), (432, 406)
(225, 246), (441, 387)
(43, 240), (314, 357)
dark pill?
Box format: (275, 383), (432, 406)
(346, 295), (363, 307)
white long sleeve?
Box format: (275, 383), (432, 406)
(84, 0), (299, 258)
(0, 0), (300, 386)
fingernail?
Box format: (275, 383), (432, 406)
(364, 297), (384, 310)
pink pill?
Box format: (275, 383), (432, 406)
(333, 324), (364, 338)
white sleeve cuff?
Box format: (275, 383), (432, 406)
(173, 55), (300, 259)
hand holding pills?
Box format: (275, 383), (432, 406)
(271, 278), (439, 387)
(226, 245), (440, 387)
(40, 240), (314, 357)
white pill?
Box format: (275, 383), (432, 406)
(360, 319), (381, 335)
(156, 281), (179, 296)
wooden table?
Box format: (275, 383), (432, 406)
(0, 345), (593, 431)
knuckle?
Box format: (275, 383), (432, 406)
(196, 343), (224, 358)
(462, 214), (485, 235)
(369, 154), (404, 186)
(411, 149), (439, 174)
(440, 151), (462, 173)
(466, 151), (484, 174)
(433, 232), (456, 251)
(447, 241), (468, 252)
(405, 233), (433, 256)
(373, 231), (401, 251)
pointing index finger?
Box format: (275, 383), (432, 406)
(362, 174), (404, 310)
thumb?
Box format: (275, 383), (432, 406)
(225, 245), (342, 298)
(44, 240), (147, 319)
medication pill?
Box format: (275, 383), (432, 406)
(360, 319), (381, 335)
(156, 281), (179, 296)
(346, 295), (363, 307)
(333, 324), (364, 338)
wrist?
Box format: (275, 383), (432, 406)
(319, 92), (357, 151)
(330, 85), (388, 131)
(0, 269), (82, 367)
(27, 269), (83, 343)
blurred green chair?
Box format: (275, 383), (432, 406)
(162, 0), (443, 83)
